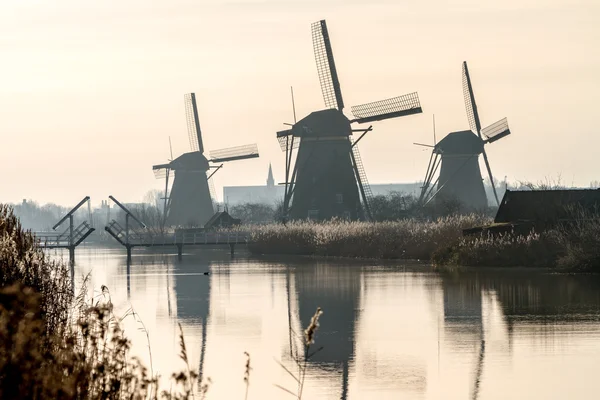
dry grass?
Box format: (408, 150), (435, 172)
(274, 307), (324, 400)
(248, 215), (491, 260)
(0, 204), (200, 399)
(431, 231), (561, 268)
(432, 210), (600, 272)
(554, 216), (600, 272)
(1, 204), (329, 399)
(248, 212), (600, 271)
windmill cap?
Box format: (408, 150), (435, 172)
(436, 130), (484, 155)
(170, 151), (210, 171)
(292, 109), (351, 138)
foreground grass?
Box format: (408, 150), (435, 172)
(248, 215), (491, 260)
(0, 204), (198, 399)
(0, 204), (327, 399)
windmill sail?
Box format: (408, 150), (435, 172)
(209, 144), (259, 163)
(153, 167), (168, 179)
(312, 20), (344, 110)
(277, 129), (301, 151)
(350, 93), (422, 123)
(461, 61), (502, 206)
(481, 117), (511, 143)
(185, 93), (204, 153)
(462, 61), (482, 136)
(152, 163), (171, 178)
(207, 172), (217, 213)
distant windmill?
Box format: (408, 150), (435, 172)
(277, 20), (422, 221)
(418, 62), (511, 210)
(153, 93), (259, 227)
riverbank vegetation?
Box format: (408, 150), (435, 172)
(248, 214), (491, 260)
(247, 211), (600, 272)
(0, 205), (202, 398)
(432, 217), (600, 272)
(1, 204), (328, 399)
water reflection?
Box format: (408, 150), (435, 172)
(70, 247), (600, 400)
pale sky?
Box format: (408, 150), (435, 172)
(1, 0), (599, 206)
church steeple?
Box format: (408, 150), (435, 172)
(267, 163), (274, 187)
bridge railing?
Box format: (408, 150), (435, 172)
(34, 221), (94, 248)
(111, 231), (251, 246)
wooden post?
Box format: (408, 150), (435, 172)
(126, 258), (131, 299)
(177, 244), (183, 261)
(229, 243), (235, 257)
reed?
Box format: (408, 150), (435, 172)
(554, 216), (600, 272)
(432, 211), (600, 271)
(0, 204), (333, 399)
(431, 230), (561, 268)
(0, 205), (193, 399)
(248, 215), (491, 260)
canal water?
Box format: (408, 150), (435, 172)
(58, 245), (600, 399)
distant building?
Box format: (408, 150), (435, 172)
(223, 164), (423, 206)
(223, 163), (285, 206)
(369, 183), (422, 197)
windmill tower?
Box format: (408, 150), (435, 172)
(418, 62), (511, 211)
(277, 20), (423, 221)
(153, 93), (259, 227)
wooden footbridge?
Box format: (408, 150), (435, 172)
(104, 196), (250, 261)
(36, 196), (95, 264)
(105, 222), (249, 258)
(35, 195), (250, 264)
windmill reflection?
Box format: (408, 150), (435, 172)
(172, 256), (213, 382)
(439, 270), (600, 400)
(291, 260), (362, 400)
(439, 272), (486, 400)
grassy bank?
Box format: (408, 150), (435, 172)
(248, 215), (491, 260)
(0, 205), (201, 399)
(432, 216), (600, 272)
(247, 215), (600, 272)
(0, 204), (329, 399)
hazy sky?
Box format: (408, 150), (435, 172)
(1, 0), (599, 206)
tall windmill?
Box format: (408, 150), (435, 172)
(153, 93), (259, 227)
(418, 61), (511, 210)
(277, 20), (422, 221)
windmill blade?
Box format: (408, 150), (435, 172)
(462, 61), (482, 136)
(350, 93), (422, 124)
(209, 144), (259, 163)
(277, 129), (300, 152)
(312, 20), (344, 110)
(184, 93), (204, 153)
(153, 163), (172, 180)
(481, 148), (500, 206)
(277, 128), (293, 138)
(206, 171), (217, 213)
(482, 117), (511, 143)
(153, 168), (167, 179)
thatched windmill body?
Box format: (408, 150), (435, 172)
(278, 20), (422, 221)
(153, 93), (259, 227)
(418, 62), (511, 210)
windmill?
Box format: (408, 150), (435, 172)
(417, 61), (511, 211)
(277, 20), (422, 221)
(153, 93), (259, 227)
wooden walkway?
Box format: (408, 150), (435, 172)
(35, 221), (95, 249)
(105, 221), (250, 260)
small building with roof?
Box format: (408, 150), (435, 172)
(464, 189), (600, 236)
